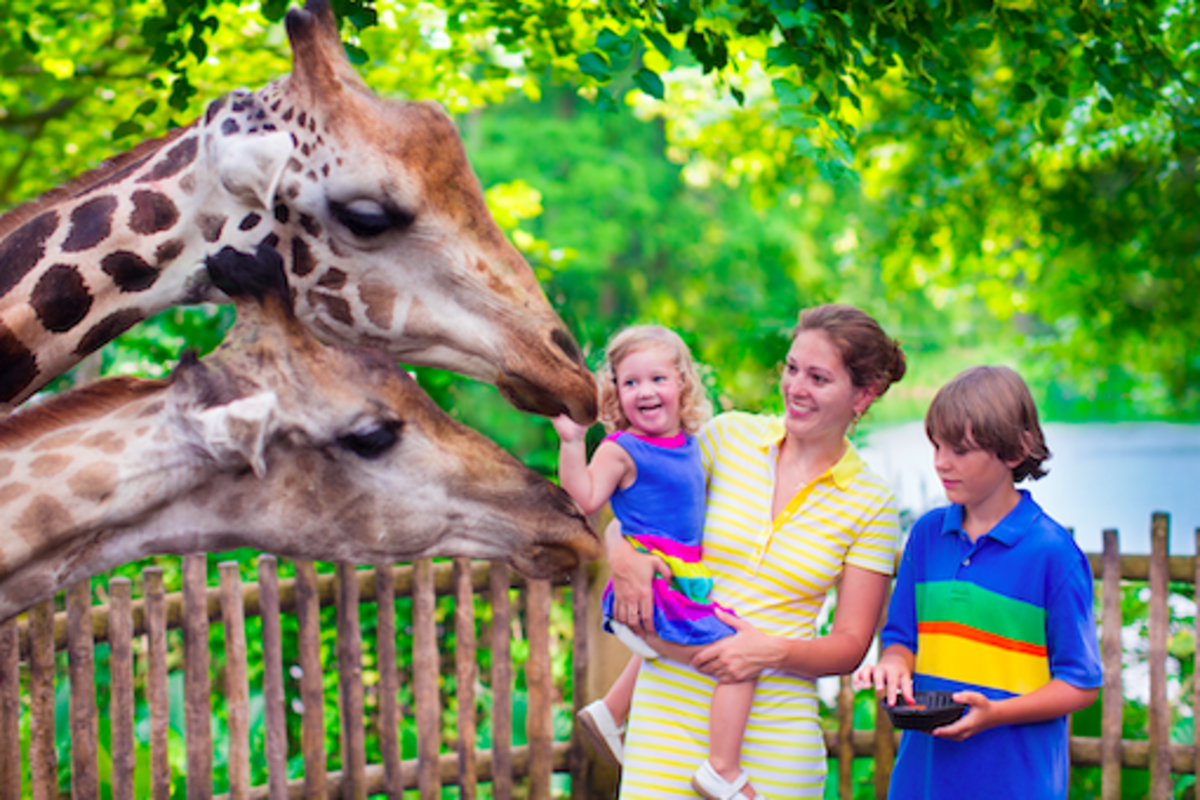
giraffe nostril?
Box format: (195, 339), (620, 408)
(550, 328), (585, 368)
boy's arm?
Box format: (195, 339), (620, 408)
(552, 416), (632, 516)
(933, 680), (1099, 742)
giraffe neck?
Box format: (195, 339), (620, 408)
(0, 86), (303, 410)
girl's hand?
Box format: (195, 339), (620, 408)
(932, 691), (992, 741)
(690, 610), (785, 683)
(605, 520), (667, 634)
(552, 414), (589, 444)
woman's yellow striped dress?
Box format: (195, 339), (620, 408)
(619, 412), (901, 799)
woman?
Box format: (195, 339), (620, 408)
(606, 304), (907, 799)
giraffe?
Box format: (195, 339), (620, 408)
(0, 0), (596, 424)
(0, 243), (599, 623)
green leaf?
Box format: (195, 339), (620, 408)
(1013, 83), (1037, 103)
(633, 68), (665, 100)
(135, 99), (158, 116)
(577, 51), (612, 82)
(20, 31), (39, 55)
(113, 120), (144, 140)
(1097, 98), (1114, 114)
(643, 28), (672, 58)
(344, 43), (368, 66)
(731, 85), (745, 106)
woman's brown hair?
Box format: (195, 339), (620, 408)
(794, 304), (907, 400)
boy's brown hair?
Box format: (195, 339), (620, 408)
(597, 325), (712, 435)
(925, 365), (1050, 482)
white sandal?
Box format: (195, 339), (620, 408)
(577, 699), (625, 766)
(691, 759), (770, 800)
(610, 621), (660, 659)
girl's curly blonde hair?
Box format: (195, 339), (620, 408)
(596, 325), (713, 435)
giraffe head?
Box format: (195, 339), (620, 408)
(0, 245), (599, 619)
(203, 0), (597, 422)
(0, 0), (596, 424)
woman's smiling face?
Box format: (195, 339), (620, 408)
(779, 330), (874, 445)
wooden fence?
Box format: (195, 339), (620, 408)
(0, 512), (1196, 799)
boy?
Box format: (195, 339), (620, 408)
(853, 366), (1102, 799)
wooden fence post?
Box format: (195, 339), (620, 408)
(527, 579), (553, 800)
(337, 562), (368, 800)
(68, 580), (99, 799)
(837, 674), (854, 798)
(109, 577), (135, 800)
(144, 566), (170, 799)
(570, 563), (590, 800)
(294, 559), (328, 797)
(258, 555), (289, 799)
(490, 562), (514, 800)
(0, 615), (18, 800)
(1147, 513), (1170, 799)
(454, 558), (479, 800)
(1100, 529), (1123, 800)
(183, 553), (213, 799)
(220, 562), (251, 800)
(28, 598), (56, 800)
(414, 559), (441, 800)
(376, 564), (404, 798)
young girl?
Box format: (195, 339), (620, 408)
(554, 325), (767, 800)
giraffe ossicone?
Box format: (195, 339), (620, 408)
(0, 0), (597, 424)
(0, 244), (600, 623)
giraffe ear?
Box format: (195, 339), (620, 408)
(211, 131), (294, 211)
(195, 391), (280, 478)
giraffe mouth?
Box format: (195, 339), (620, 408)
(496, 372), (597, 425)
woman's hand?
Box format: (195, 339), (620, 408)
(605, 519), (667, 634)
(690, 610), (786, 683)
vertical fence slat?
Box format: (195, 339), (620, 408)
(144, 566), (170, 799)
(454, 558), (478, 800)
(1101, 529), (1122, 800)
(337, 562), (367, 800)
(1195, 528), (1200, 785)
(873, 581), (895, 800)
(414, 559), (442, 800)
(526, 578), (552, 800)
(295, 559), (328, 796)
(183, 553), (213, 799)
(221, 562), (252, 800)
(109, 577), (135, 800)
(569, 563), (589, 800)
(29, 598), (57, 800)
(837, 674), (854, 798)
(68, 579), (100, 799)
(376, 565), (403, 798)
(1147, 513), (1170, 799)
(257, 555), (289, 800)
(490, 562), (514, 800)
(0, 615), (19, 800)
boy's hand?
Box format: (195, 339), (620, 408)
(931, 691), (992, 741)
(552, 413), (590, 444)
(852, 652), (915, 707)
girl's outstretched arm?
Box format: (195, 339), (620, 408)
(552, 415), (634, 516)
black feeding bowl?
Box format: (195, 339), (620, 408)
(881, 690), (967, 732)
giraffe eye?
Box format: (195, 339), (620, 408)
(329, 199), (415, 238)
(337, 419), (402, 459)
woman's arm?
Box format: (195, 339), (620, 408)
(691, 564), (891, 682)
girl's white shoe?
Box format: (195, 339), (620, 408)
(577, 699), (625, 766)
(691, 759), (770, 800)
(610, 621), (660, 659)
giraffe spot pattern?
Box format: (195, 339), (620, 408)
(274, 204), (289, 223)
(129, 190), (180, 235)
(0, 210), (59, 298)
(282, 107), (294, 122)
(179, 174), (197, 195)
(155, 239), (185, 266)
(62, 196), (117, 253)
(298, 213), (321, 237)
(29, 453), (72, 479)
(317, 268), (346, 289)
(259, 232), (280, 250)
(308, 289), (353, 326)
(102, 251), (160, 293)
(75, 309), (144, 357)
(14, 493), (73, 543)
(221, 118), (241, 136)
(239, 212), (262, 231)
(138, 137), (199, 183)
(199, 213), (227, 243)
(0, 483), (29, 508)
(81, 430), (126, 454)
(69, 461), (119, 502)
(31, 429), (84, 452)
(0, 459), (13, 479)
(359, 280), (397, 330)
(137, 400), (165, 418)
(205, 95), (227, 124)
(31, 264), (92, 333)
(292, 236), (315, 276)
(0, 324), (38, 403)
